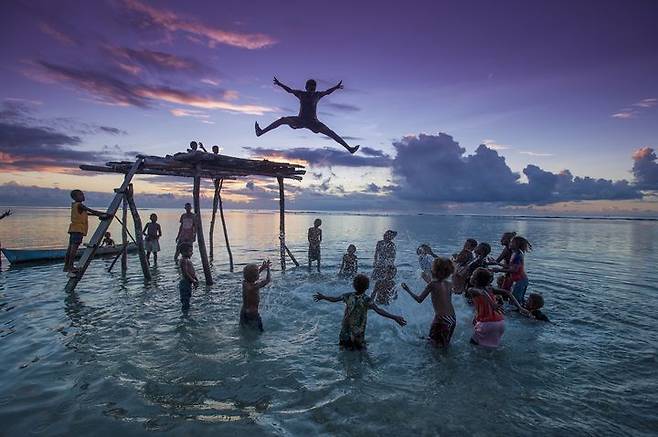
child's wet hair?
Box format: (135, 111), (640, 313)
(471, 267), (493, 287)
(511, 236), (532, 252)
(502, 231), (516, 243)
(70, 189), (83, 200)
(347, 244), (356, 253)
(104, 232), (111, 237)
(314, 218), (322, 227)
(305, 79), (317, 90)
(465, 238), (477, 249)
(478, 242), (491, 256)
(353, 274), (369, 293)
(243, 264), (260, 282)
(150, 213), (158, 221)
(526, 293), (544, 309)
(432, 257), (454, 281)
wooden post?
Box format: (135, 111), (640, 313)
(217, 179), (234, 272)
(126, 184), (151, 281)
(121, 195), (128, 273)
(193, 175), (213, 285)
(209, 179), (219, 261)
(277, 176), (286, 272)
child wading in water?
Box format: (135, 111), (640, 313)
(371, 265), (397, 305)
(451, 238), (478, 293)
(492, 236), (532, 305)
(143, 213), (162, 265)
(241, 260), (272, 332)
(338, 244), (358, 278)
(64, 190), (111, 276)
(255, 77), (360, 154)
(314, 274), (406, 350)
(524, 292), (550, 322)
(178, 242), (199, 312)
(372, 230), (397, 281)
(495, 231), (516, 290)
(308, 218), (322, 272)
(467, 268), (528, 347)
(401, 257), (456, 348)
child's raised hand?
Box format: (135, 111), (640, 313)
(313, 293), (323, 302)
(273, 77), (281, 86)
(395, 316), (407, 327)
(401, 282), (410, 291)
(336, 80), (343, 89)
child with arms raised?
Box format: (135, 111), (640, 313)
(314, 274), (406, 350)
(241, 260), (272, 332)
(401, 257), (456, 348)
(467, 268), (528, 347)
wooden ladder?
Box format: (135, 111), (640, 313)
(65, 157), (144, 292)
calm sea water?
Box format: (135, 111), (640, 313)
(0, 208), (657, 436)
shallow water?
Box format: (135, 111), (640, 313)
(0, 209), (657, 436)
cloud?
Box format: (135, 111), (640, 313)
(31, 61), (275, 115)
(612, 98), (657, 119)
(482, 139), (511, 151)
(324, 102), (360, 112)
(390, 133), (641, 203)
(170, 108), (210, 118)
(244, 146), (393, 168)
(38, 21), (76, 46)
(105, 46), (209, 76)
(121, 0), (276, 49)
(632, 146), (658, 190)
(519, 151), (554, 157)
(365, 183), (381, 193)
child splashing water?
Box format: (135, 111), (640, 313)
(492, 236), (532, 305)
(314, 274), (406, 350)
(338, 244), (358, 278)
(401, 257), (456, 348)
(417, 244), (437, 284)
(241, 260), (272, 333)
(255, 77), (360, 154)
(467, 268), (528, 347)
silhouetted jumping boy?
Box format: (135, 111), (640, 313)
(314, 274), (406, 350)
(255, 77), (360, 154)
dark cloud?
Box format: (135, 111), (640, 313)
(324, 102), (360, 112)
(98, 126), (127, 135)
(365, 183), (381, 193)
(244, 146), (392, 168)
(106, 47), (205, 73)
(391, 133), (642, 203)
(632, 147), (658, 190)
(321, 135), (364, 142)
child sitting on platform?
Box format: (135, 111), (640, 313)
(102, 232), (115, 247)
(178, 242), (198, 312)
(338, 244), (358, 278)
(401, 257), (456, 348)
(313, 274), (406, 350)
(64, 189), (111, 277)
(371, 265), (397, 305)
(241, 260), (272, 332)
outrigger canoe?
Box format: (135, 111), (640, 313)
(1, 243), (137, 264)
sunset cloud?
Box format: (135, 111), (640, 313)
(106, 46), (205, 73)
(612, 97), (657, 119)
(122, 0), (276, 49)
(632, 146), (658, 190)
(245, 146), (393, 168)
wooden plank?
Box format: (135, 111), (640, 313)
(285, 244), (300, 267)
(217, 179), (234, 272)
(126, 184), (151, 281)
(65, 157), (144, 292)
(193, 175), (213, 285)
(277, 176), (286, 272)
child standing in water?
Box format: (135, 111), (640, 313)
(371, 265), (398, 305)
(372, 230), (397, 280)
(178, 242), (199, 312)
(314, 274), (406, 350)
(241, 260), (272, 332)
(143, 213), (162, 265)
(524, 293), (550, 322)
(308, 218), (322, 272)
(467, 268), (528, 347)
(401, 257), (456, 348)
(495, 231), (516, 290)
(451, 239), (478, 293)
(338, 244), (358, 278)
(64, 190), (111, 276)
(492, 236), (532, 305)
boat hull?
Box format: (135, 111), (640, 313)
(1, 244), (137, 264)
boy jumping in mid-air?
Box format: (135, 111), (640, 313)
(255, 77), (360, 154)
(314, 274), (406, 350)
(241, 260), (272, 332)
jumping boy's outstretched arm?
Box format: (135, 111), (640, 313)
(0, 209), (11, 220)
(369, 303), (407, 326)
(273, 77), (300, 95)
(313, 292), (343, 303)
(401, 282), (431, 303)
(319, 81), (343, 97)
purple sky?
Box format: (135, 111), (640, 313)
(1, 0), (657, 215)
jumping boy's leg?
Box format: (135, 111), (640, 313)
(255, 117), (297, 136)
(316, 123), (360, 154)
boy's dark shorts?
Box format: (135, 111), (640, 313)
(69, 232), (84, 245)
(240, 309), (264, 332)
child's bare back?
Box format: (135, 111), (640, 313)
(240, 260), (271, 332)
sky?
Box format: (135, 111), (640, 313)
(1, 0), (657, 215)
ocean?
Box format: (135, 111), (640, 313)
(0, 208), (657, 436)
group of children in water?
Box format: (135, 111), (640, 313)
(63, 189), (547, 350)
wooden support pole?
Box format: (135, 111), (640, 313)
(193, 175), (213, 285)
(126, 184), (151, 282)
(217, 179), (234, 272)
(285, 244), (300, 267)
(277, 176), (286, 272)
(209, 179), (219, 261)
(121, 195), (128, 273)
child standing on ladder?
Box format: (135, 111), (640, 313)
(64, 189), (111, 277)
